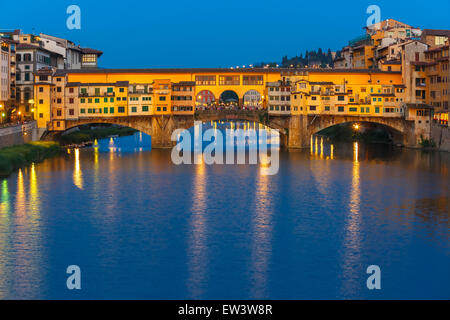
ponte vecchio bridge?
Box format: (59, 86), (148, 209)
(37, 68), (419, 147)
(61, 110), (417, 148)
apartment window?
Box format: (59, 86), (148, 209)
(69, 88), (74, 93)
(163, 107), (167, 111)
(110, 107), (114, 113)
(325, 106), (330, 111)
(95, 88), (100, 95)
(39, 113), (43, 118)
(80, 109), (85, 114)
(57, 98), (62, 104)
(39, 99), (43, 104)
(375, 107), (380, 113)
(82, 54), (96, 63)
(80, 98), (85, 103)
(131, 106), (137, 112)
(103, 107), (108, 114)
(243, 75), (263, 85)
(88, 98), (92, 103)
(69, 109), (74, 116)
(104, 98), (108, 102)
(107, 87), (113, 93)
(118, 107), (125, 113)
(142, 106), (149, 112)
(57, 110), (62, 116)
(159, 96), (166, 101)
(219, 75), (240, 85)
(337, 96), (345, 101)
(157, 107), (161, 111)
(94, 98), (99, 103)
(39, 87), (44, 92)
(349, 107), (357, 112)
(195, 75), (216, 85)
(338, 106), (344, 112)
(309, 106), (316, 111)
(119, 88), (125, 93)
(110, 98), (114, 102)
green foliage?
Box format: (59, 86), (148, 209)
(0, 141), (61, 177)
(418, 136), (436, 148)
(258, 110), (269, 125)
(255, 48), (337, 68)
(61, 126), (138, 145)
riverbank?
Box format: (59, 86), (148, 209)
(60, 126), (138, 145)
(0, 141), (61, 177)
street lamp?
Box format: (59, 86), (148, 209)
(353, 123), (360, 131)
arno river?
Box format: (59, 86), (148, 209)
(0, 124), (449, 299)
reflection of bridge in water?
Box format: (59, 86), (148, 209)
(51, 110), (418, 148)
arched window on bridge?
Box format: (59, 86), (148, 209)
(243, 90), (262, 110)
(196, 90), (216, 110)
(219, 90), (239, 109)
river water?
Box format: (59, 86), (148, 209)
(0, 126), (449, 299)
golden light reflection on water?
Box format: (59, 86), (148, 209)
(250, 169), (273, 298)
(0, 179), (11, 298)
(187, 153), (208, 298)
(310, 136), (334, 160)
(340, 142), (362, 297)
(0, 164), (44, 298)
(73, 148), (83, 190)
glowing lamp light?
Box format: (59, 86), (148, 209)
(353, 123), (360, 130)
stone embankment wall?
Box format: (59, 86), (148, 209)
(431, 123), (450, 152)
(0, 121), (40, 148)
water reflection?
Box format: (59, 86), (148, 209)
(0, 132), (448, 299)
(0, 164), (44, 298)
(250, 169), (273, 298)
(0, 179), (11, 298)
(73, 148), (83, 189)
(187, 154), (208, 298)
(340, 142), (363, 298)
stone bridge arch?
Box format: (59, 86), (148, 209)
(52, 111), (292, 148)
(305, 115), (416, 146)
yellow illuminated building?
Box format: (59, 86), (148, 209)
(31, 68), (409, 131)
(288, 69), (404, 117)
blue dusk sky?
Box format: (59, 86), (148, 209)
(2, 0), (450, 68)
